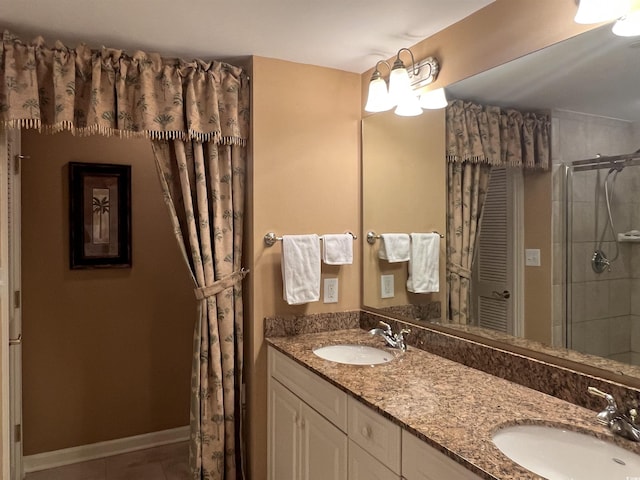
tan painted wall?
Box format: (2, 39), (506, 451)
(21, 131), (195, 454)
(523, 171), (553, 344)
(247, 56), (361, 480)
(362, 110), (446, 310)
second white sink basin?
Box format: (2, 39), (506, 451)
(493, 424), (640, 479)
(313, 344), (394, 365)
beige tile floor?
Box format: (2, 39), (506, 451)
(24, 441), (189, 480)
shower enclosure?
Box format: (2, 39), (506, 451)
(565, 151), (640, 365)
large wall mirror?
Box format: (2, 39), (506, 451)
(362, 24), (640, 386)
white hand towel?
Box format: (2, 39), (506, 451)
(322, 234), (353, 265)
(281, 234), (321, 305)
(378, 233), (410, 262)
(407, 233), (440, 293)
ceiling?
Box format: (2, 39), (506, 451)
(447, 24), (640, 122)
(0, 0), (493, 74)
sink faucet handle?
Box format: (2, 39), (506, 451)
(379, 321), (392, 334)
(588, 386), (619, 424)
(630, 408), (639, 425)
(588, 387), (617, 406)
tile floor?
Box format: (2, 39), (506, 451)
(24, 441), (189, 480)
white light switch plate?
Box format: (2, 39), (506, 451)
(525, 249), (541, 267)
(381, 274), (394, 298)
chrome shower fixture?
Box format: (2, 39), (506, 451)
(592, 249), (611, 273)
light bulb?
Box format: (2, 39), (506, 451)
(419, 88), (448, 109)
(365, 77), (393, 112)
(389, 65), (411, 107)
(574, 0), (631, 24)
(613, 1), (640, 35)
(394, 92), (423, 117)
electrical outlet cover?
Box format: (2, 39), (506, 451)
(381, 274), (394, 298)
(323, 278), (338, 303)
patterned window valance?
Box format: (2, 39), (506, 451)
(446, 99), (550, 170)
(0, 31), (249, 145)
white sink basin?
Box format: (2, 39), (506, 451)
(313, 344), (394, 365)
(493, 424), (640, 479)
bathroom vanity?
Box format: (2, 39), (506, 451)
(266, 326), (640, 480)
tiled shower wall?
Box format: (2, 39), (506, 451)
(552, 109), (640, 363)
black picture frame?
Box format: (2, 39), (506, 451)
(69, 162), (132, 269)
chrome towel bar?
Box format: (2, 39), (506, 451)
(366, 230), (444, 245)
(264, 231), (357, 247)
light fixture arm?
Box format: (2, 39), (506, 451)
(393, 47), (418, 76)
(371, 60), (391, 81)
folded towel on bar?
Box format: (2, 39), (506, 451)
(282, 234), (321, 305)
(407, 233), (440, 293)
(322, 234), (353, 265)
(378, 233), (410, 262)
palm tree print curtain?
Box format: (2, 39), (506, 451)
(445, 99), (550, 324)
(152, 139), (247, 479)
(1, 30), (250, 479)
(446, 162), (490, 324)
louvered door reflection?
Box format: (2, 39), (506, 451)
(473, 167), (513, 334)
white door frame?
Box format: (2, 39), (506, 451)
(511, 168), (525, 338)
(0, 126), (23, 480)
(1, 125), (11, 480)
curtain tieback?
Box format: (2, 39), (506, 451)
(194, 268), (250, 300)
(447, 262), (472, 279)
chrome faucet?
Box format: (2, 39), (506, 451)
(588, 387), (640, 442)
(369, 321), (410, 352)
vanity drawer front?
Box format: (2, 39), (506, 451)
(268, 347), (347, 431)
(402, 430), (482, 480)
(347, 396), (401, 474)
(348, 439), (400, 480)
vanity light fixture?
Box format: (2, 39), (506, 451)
(364, 61), (393, 113)
(575, 0), (640, 36)
(365, 47), (446, 116)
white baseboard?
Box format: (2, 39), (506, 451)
(23, 425), (189, 473)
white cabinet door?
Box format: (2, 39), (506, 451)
(269, 374), (347, 480)
(402, 430), (482, 480)
(349, 440), (400, 480)
(268, 380), (300, 480)
(300, 402), (347, 480)
(348, 396), (401, 474)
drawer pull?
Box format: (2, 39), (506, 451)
(361, 426), (372, 438)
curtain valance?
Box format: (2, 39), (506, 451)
(0, 31), (249, 145)
(445, 99), (550, 169)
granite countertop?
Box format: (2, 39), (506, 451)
(266, 328), (640, 480)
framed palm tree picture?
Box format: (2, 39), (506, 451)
(69, 162), (132, 268)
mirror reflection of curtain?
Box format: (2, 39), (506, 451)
(446, 161), (490, 324)
(445, 100), (549, 324)
(1, 30), (250, 479)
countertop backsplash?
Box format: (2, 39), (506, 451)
(264, 308), (640, 413)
